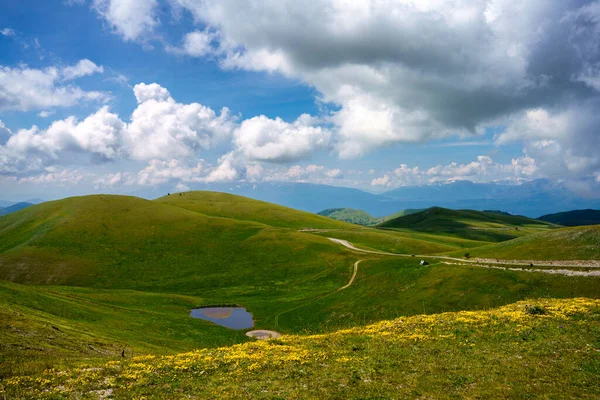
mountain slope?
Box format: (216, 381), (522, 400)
(378, 206), (556, 242)
(156, 191), (354, 229)
(0, 202), (33, 216)
(539, 209), (600, 227)
(0, 195), (353, 293)
(317, 208), (377, 225)
(317, 207), (424, 226)
(462, 225), (600, 260)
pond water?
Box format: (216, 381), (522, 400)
(190, 307), (254, 330)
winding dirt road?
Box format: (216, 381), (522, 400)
(337, 259), (363, 291)
(328, 237), (600, 275)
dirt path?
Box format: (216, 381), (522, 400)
(328, 237), (600, 271)
(441, 261), (600, 277)
(337, 259), (362, 291)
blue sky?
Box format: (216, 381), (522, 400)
(1, 0), (599, 201)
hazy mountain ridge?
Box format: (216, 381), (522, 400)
(539, 209), (600, 227)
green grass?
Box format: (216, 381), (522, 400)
(274, 258), (600, 332)
(311, 227), (489, 254)
(155, 191), (354, 229)
(378, 206), (557, 242)
(1, 192), (599, 397)
(317, 207), (424, 226)
(3, 298), (599, 399)
(460, 225), (600, 260)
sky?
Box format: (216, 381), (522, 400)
(1, 0), (600, 201)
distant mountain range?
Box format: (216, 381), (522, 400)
(2, 179), (599, 219)
(175, 179), (600, 218)
(0, 202), (34, 216)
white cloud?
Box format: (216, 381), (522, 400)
(62, 59), (104, 81)
(17, 167), (87, 185)
(169, 30), (215, 57)
(371, 155), (538, 188)
(202, 152), (243, 183)
(371, 174), (391, 187)
(326, 168), (343, 179)
(0, 106), (125, 175)
(126, 83), (235, 160)
(1, 28), (16, 37)
(92, 0), (159, 42)
(0, 62), (109, 111)
(497, 103), (600, 178)
(137, 159), (208, 185)
(234, 114), (330, 163)
(0, 82), (237, 176)
(175, 182), (190, 192)
(38, 110), (56, 118)
(152, 0), (598, 174)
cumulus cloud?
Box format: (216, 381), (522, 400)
(497, 102), (600, 178)
(168, 30), (215, 57)
(0, 106), (125, 175)
(62, 59), (104, 81)
(38, 110), (56, 118)
(371, 155), (538, 188)
(234, 114), (330, 163)
(0, 82), (239, 176)
(137, 159), (209, 185)
(0, 61), (108, 111)
(148, 0), (598, 176)
(92, 0), (159, 42)
(125, 83), (236, 160)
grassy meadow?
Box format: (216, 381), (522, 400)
(0, 192), (599, 398)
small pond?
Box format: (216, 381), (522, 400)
(190, 307), (254, 330)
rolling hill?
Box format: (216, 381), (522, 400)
(1, 192), (599, 394)
(539, 209), (600, 227)
(378, 206), (556, 242)
(461, 225), (600, 260)
(318, 207), (424, 226)
(0, 194), (356, 294)
(155, 191), (353, 229)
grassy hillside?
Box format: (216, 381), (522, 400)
(2, 193), (599, 396)
(309, 228), (486, 255)
(0, 195), (355, 290)
(317, 207), (423, 226)
(317, 208), (376, 225)
(378, 206), (556, 242)
(461, 225), (600, 260)
(539, 209), (600, 227)
(3, 298), (599, 399)
(156, 191), (353, 229)
(0, 280), (249, 378)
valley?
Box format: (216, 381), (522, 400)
(1, 192), (599, 398)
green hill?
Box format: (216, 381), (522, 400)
(1, 193), (599, 394)
(317, 208), (377, 225)
(156, 191), (353, 229)
(378, 206), (556, 242)
(539, 209), (600, 227)
(317, 207), (423, 226)
(461, 225), (600, 260)
(0, 194), (356, 318)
